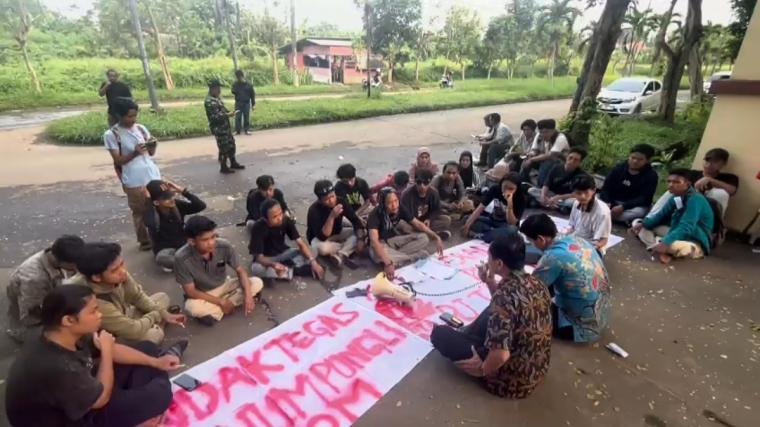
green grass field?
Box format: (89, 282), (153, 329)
(47, 77), (578, 145)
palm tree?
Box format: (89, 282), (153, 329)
(621, 5), (658, 76)
(535, 0), (580, 83)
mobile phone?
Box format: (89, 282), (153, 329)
(173, 374), (202, 392)
(440, 312), (464, 328)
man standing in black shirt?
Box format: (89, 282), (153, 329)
(250, 199), (325, 281)
(98, 69), (132, 127)
(232, 70), (256, 135)
(5, 285), (179, 427)
(144, 180), (207, 272)
(307, 180), (366, 268)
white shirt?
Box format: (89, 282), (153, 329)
(530, 132), (570, 154)
(569, 197), (612, 246)
(103, 124), (161, 188)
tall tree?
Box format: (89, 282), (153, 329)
(128, 0), (160, 111)
(145, 2), (175, 90)
(535, 0), (580, 83)
(727, 0), (758, 62)
(289, 0), (299, 87)
(440, 6), (481, 80)
(216, 0), (239, 70)
(363, 0), (422, 83)
(569, 0), (631, 145)
(649, 0), (678, 75)
(0, 0), (43, 93)
(254, 11), (288, 85)
(482, 15), (511, 79)
(622, 5), (657, 76)
(658, 0), (702, 123)
(412, 28), (434, 83)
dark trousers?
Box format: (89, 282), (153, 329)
(470, 217), (518, 243)
(431, 308), (490, 361)
(235, 101), (251, 133)
(85, 342), (172, 427)
(520, 158), (560, 187)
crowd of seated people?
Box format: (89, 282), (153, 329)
(5, 108), (743, 424)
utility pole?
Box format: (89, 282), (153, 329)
(365, 1), (372, 98)
(290, 0), (299, 86)
(217, 0), (239, 70)
(128, 0), (160, 111)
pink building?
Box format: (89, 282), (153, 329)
(279, 38), (383, 85)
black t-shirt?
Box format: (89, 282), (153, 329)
(690, 170), (740, 189)
(545, 164), (586, 196)
(249, 217), (300, 257)
(481, 184), (526, 222)
(246, 189), (289, 221)
(306, 197), (363, 242)
(367, 205), (415, 241)
(5, 335), (103, 426)
(101, 81), (132, 113)
(334, 178), (371, 211)
(400, 187), (441, 221)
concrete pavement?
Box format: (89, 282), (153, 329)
(0, 100), (758, 427)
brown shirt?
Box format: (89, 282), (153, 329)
(484, 271), (552, 398)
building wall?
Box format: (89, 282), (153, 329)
(695, 5), (760, 232)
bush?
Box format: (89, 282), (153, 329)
(47, 77), (578, 145)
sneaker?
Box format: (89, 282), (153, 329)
(160, 339), (189, 359)
(196, 315), (217, 327)
(244, 130), (251, 135)
(161, 267), (173, 273)
(437, 230), (452, 241)
(139, 242), (153, 251)
(168, 305), (181, 314)
(220, 167), (235, 174)
(469, 232), (485, 240)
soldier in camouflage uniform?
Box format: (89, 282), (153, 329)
(205, 79), (245, 174)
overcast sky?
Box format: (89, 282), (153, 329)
(43, 0), (735, 31)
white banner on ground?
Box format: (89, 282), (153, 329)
(333, 241), (493, 341)
(162, 299), (431, 427)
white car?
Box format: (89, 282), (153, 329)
(704, 71), (731, 93)
(597, 77), (662, 115)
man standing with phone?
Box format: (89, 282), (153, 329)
(98, 69), (132, 127)
(205, 79), (245, 174)
(231, 70), (256, 135)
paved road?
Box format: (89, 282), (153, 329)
(0, 99), (756, 427)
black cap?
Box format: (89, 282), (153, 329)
(314, 180), (334, 198)
(146, 180), (175, 201)
(208, 79), (222, 88)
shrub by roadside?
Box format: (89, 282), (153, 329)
(46, 77), (577, 145)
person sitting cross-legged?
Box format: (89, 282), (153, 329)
(520, 213), (611, 343)
(66, 242), (186, 345)
(250, 199), (326, 281)
(307, 180), (367, 268)
(568, 174), (612, 254)
(401, 168), (453, 240)
(430, 234), (552, 399)
(462, 173), (527, 243)
(144, 179), (206, 272)
(4, 285), (179, 427)
(368, 187), (444, 280)
(175, 216), (263, 326)
(6, 235), (84, 343)
(527, 147), (588, 213)
(631, 168), (715, 264)
(649, 148), (739, 219)
(599, 144), (658, 224)
(485, 119), (538, 183)
(335, 163), (374, 220)
(431, 161), (475, 220)
(409, 147), (440, 182)
(519, 118), (570, 186)
(244, 175), (293, 230)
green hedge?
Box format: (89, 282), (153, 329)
(47, 77), (577, 145)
